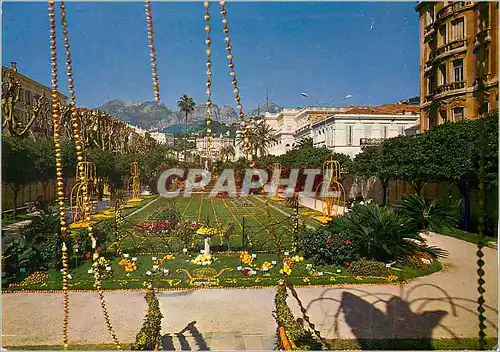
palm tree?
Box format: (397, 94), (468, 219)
(177, 94), (196, 162)
(395, 195), (460, 236)
(246, 120), (278, 158)
(219, 145), (235, 162)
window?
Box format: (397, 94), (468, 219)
(478, 3), (489, 32)
(346, 125), (353, 146)
(25, 90), (32, 104)
(426, 6), (434, 26)
(380, 125), (388, 139)
(429, 114), (437, 129)
(364, 125), (372, 138)
(452, 18), (465, 40)
(439, 110), (448, 124)
(452, 107), (464, 122)
(398, 125), (405, 136)
(453, 59), (464, 82)
(439, 64), (447, 85)
(439, 24), (447, 44)
(19, 89), (24, 102)
(428, 74), (436, 94)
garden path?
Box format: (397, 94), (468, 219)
(2, 232), (497, 349)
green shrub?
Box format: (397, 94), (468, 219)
(133, 287), (163, 350)
(299, 228), (358, 266)
(273, 285), (322, 350)
(347, 259), (390, 277)
(395, 195), (460, 234)
(328, 203), (422, 262)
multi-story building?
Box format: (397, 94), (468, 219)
(311, 105), (420, 158)
(2, 62), (68, 134)
(195, 135), (235, 160)
(266, 107), (349, 156)
(416, 1), (498, 132)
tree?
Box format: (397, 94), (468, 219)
(293, 137), (313, 150)
(219, 145), (235, 162)
(381, 135), (431, 195)
(177, 94), (196, 162)
(31, 138), (56, 200)
(395, 194), (460, 236)
(2, 134), (37, 213)
(353, 145), (392, 205)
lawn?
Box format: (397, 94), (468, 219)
(119, 194), (300, 252)
(2, 193), (443, 292)
(3, 251), (441, 291)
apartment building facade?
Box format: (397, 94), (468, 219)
(416, 1), (498, 131)
(2, 62), (68, 135)
(311, 106), (420, 158)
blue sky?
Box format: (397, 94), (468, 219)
(2, 2), (419, 111)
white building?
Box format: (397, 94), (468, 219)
(311, 105), (420, 158)
(266, 107), (349, 156)
(196, 135), (235, 160)
(262, 104), (419, 158)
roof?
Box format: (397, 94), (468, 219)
(2, 66), (68, 100)
(344, 104), (419, 115)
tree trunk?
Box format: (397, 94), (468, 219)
(184, 111), (188, 163)
(42, 181), (49, 200)
(411, 180), (424, 196)
(380, 178), (388, 206)
(11, 186), (20, 216)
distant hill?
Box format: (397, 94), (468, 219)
(96, 100), (238, 131)
(247, 102), (283, 116)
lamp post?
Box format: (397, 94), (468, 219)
(300, 93), (352, 148)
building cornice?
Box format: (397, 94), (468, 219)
(2, 66), (68, 100)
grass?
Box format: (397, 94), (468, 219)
(258, 195), (325, 228)
(6, 337), (497, 350)
(324, 337), (498, 350)
(3, 249), (441, 291)
(119, 194), (298, 251)
(439, 226), (497, 248)
(2, 193), (444, 291)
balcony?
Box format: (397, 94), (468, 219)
(430, 38), (467, 61)
(436, 1), (475, 21)
(435, 81), (466, 95)
(475, 28), (492, 48)
(360, 138), (385, 146)
(424, 23), (435, 41)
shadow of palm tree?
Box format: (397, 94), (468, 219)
(340, 292), (446, 349)
(162, 321), (210, 351)
(299, 283), (498, 350)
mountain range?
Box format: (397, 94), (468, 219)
(96, 99), (284, 132)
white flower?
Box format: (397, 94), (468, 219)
(146, 271), (152, 276)
(359, 201), (364, 205)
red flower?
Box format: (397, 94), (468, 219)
(84, 252), (91, 259)
(344, 262), (350, 268)
(96, 247), (103, 252)
(344, 239), (352, 245)
(326, 238), (332, 245)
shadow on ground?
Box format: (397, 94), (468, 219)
(163, 321), (210, 351)
(302, 283), (498, 350)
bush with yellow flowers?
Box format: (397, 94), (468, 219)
(119, 258), (138, 273)
(191, 253), (213, 265)
(261, 261), (274, 271)
(154, 254), (175, 266)
(240, 251), (254, 265)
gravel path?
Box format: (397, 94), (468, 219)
(2, 233), (497, 349)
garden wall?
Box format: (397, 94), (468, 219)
(2, 177), (76, 211)
(342, 176), (497, 235)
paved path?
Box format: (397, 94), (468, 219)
(2, 231), (497, 350)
